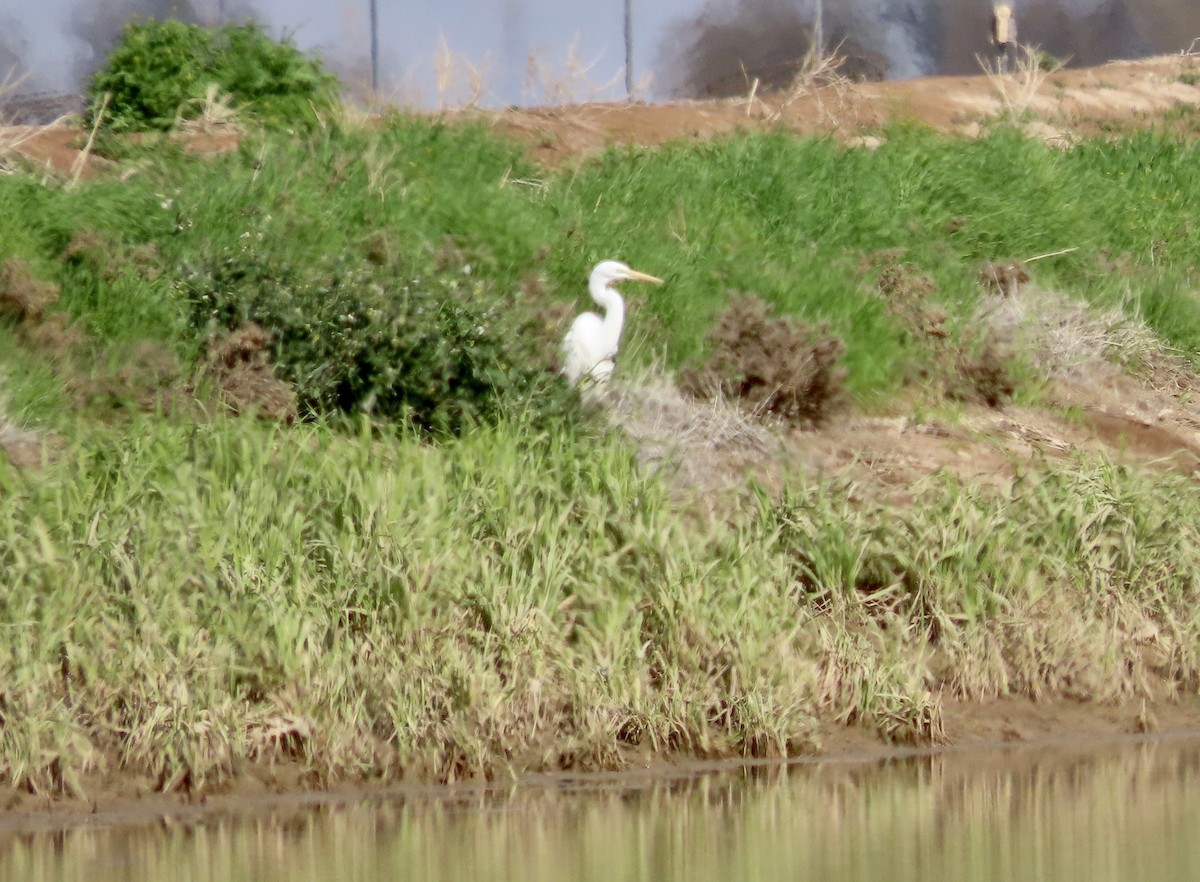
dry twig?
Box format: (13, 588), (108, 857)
(976, 44), (1064, 122)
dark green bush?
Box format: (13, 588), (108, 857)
(177, 248), (579, 436)
(88, 20), (339, 132)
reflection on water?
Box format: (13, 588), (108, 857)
(5, 737), (1200, 882)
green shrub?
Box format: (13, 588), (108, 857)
(177, 247), (579, 436)
(88, 20), (339, 132)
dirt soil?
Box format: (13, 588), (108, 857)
(6, 53), (1200, 178)
(489, 53), (1200, 164)
(5, 55), (1200, 828)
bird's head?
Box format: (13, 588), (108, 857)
(591, 260), (665, 290)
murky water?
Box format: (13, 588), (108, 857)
(5, 736), (1200, 882)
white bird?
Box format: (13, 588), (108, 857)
(561, 260), (664, 386)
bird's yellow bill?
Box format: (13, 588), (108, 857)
(625, 268), (665, 284)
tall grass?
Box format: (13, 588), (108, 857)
(0, 413), (1198, 792)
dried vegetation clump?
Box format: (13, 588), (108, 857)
(0, 257), (60, 322)
(868, 254), (1018, 408)
(978, 259), (1030, 297)
(21, 314), (88, 364)
(63, 229), (162, 281)
(952, 338), (1017, 408)
(201, 322), (297, 422)
(873, 255), (948, 342)
(680, 294), (846, 427)
(0, 257), (89, 368)
(605, 370), (784, 502)
(67, 341), (186, 413)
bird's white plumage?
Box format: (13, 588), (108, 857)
(561, 260), (663, 386)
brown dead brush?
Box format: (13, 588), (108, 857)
(67, 341), (185, 414)
(865, 253), (1017, 407)
(20, 313), (88, 364)
(201, 322), (297, 422)
(63, 230), (163, 281)
(175, 84), (245, 135)
(680, 294), (846, 427)
(604, 366), (784, 504)
(874, 257), (948, 342)
(978, 259), (1030, 298)
(63, 228), (122, 280)
(976, 43), (1063, 123)
(952, 336), (1017, 408)
(762, 42), (852, 125)
(0, 257), (60, 323)
(523, 35), (628, 106)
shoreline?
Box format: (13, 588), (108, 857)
(4, 695), (1199, 836)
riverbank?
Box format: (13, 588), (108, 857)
(4, 54), (1200, 817)
(2, 695), (1199, 835)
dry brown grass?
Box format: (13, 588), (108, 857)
(0, 373), (43, 467)
(68, 92), (107, 189)
(434, 35), (491, 110)
(866, 254), (1017, 408)
(200, 322), (297, 422)
(978, 283), (1193, 393)
(0, 257), (60, 322)
(175, 83), (245, 135)
(873, 255), (948, 342)
(978, 259), (1030, 298)
(66, 341), (185, 413)
(734, 43), (852, 125)
(523, 35), (629, 106)
(977, 44), (1063, 122)
(679, 294), (846, 427)
(604, 367), (784, 498)
(0, 67), (59, 177)
(21, 314), (88, 364)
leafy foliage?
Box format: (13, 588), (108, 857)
(178, 247), (578, 436)
(87, 20), (339, 132)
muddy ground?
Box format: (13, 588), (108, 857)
(1, 694), (1198, 835)
(5, 54), (1200, 829)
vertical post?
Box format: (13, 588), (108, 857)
(217, 0), (225, 23)
(814, 0), (823, 54)
(624, 0), (633, 99)
(369, 0), (379, 92)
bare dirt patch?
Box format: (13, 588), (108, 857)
(8, 55), (1200, 179)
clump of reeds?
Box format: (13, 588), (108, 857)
(1, 413), (1199, 795)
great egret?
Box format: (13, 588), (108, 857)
(561, 260), (664, 386)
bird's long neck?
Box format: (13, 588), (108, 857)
(590, 277), (626, 351)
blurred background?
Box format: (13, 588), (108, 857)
(2, 0), (1200, 114)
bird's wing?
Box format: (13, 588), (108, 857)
(562, 312), (612, 382)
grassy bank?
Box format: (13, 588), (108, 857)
(3, 110), (1200, 794)
(2, 413), (1199, 793)
(5, 118), (1200, 407)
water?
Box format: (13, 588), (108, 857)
(5, 736), (1200, 882)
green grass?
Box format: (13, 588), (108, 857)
(6, 119), (1200, 399)
(5, 114), (1200, 794)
